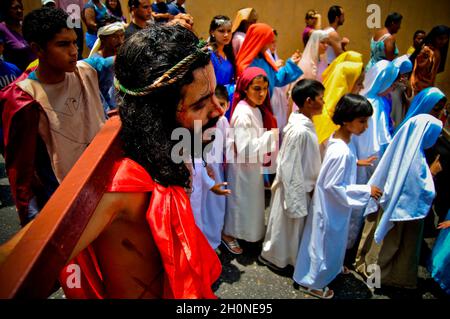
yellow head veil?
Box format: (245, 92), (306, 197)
(313, 51), (363, 144)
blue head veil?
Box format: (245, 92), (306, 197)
(364, 114), (443, 243)
(396, 87), (446, 133)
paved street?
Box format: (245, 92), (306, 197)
(0, 156), (447, 300)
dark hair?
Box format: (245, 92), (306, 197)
(292, 79), (325, 108)
(215, 84), (228, 101)
(0, 0), (23, 21)
(410, 25), (450, 73)
(384, 12), (402, 28)
(305, 9), (317, 20)
(332, 94), (373, 125)
(327, 5), (342, 24)
(413, 29), (426, 40)
(209, 15), (235, 77)
(115, 24), (210, 188)
(106, 0), (123, 19)
(128, 0), (141, 9)
(23, 7), (70, 48)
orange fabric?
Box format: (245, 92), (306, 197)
(59, 158), (222, 299)
(235, 23), (278, 77)
(411, 45), (440, 94)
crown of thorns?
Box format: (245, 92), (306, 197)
(114, 41), (210, 97)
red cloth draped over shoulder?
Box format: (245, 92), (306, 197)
(235, 23), (278, 78)
(59, 158), (222, 299)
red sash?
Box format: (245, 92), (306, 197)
(59, 158), (222, 299)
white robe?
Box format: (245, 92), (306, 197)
(261, 113), (321, 268)
(224, 100), (277, 242)
(203, 116), (230, 249)
(293, 137), (371, 289)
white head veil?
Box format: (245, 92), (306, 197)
(298, 30), (329, 80)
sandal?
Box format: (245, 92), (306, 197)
(298, 285), (334, 299)
(221, 237), (243, 255)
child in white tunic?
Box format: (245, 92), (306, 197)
(260, 79), (324, 270)
(202, 85), (231, 250)
(293, 94), (382, 299)
(223, 67), (278, 254)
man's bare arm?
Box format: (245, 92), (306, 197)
(384, 36), (397, 60)
(0, 192), (128, 265)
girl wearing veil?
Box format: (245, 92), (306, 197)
(352, 60), (399, 184)
(390, 55), (413, 128)
(396, 87), (446, 132)
(355, 114), (443, 289)
(312, 51), (364, 145)
(231, 8), (258, 56)
(297, 30), (329, 81)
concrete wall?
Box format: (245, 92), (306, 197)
(20, 0), (450, 95)
(186, 0), (450, 96)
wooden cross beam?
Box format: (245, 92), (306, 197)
(0, 115), (123, 298)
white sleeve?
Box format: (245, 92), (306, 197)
(233, 114), (276, 161)
(323, 152), (371, 209)
(279, 131), (308, 218)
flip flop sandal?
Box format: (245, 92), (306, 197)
(299, 285), (334, 299)
(221, 238), (243, 255)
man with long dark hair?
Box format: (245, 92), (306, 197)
(0, 17), (224, 298)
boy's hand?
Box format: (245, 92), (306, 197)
(370, 185), (382, 200)
(211, 182), (231, 196)
(437, 220), (450, 230)
(291, 50), (302, 64)
(357, 156), (377, 167)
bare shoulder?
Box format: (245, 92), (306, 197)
(328, 31), (340, 41)
(100, 192), (151, 221)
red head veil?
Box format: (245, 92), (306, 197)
(230, 66), (277, 130)
(235, 23), (278, 77)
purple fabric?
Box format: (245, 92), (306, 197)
(302, 26), (314, 47)
(0, 22), (36, 71)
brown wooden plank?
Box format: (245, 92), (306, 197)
(0, 115), (123, 298)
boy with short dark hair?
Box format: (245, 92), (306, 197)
(0, 7), (113, 226)
(259, 79), (325, 271)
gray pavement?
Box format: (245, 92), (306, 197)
(0, 156), (447, 300)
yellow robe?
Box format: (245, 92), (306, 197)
(313, 51), (364, 144)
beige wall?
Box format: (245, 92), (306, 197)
(186, 0), (450, 96)
(20, 0), (450, 95)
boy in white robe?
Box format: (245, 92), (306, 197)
(202, 85), (231, 250)
(259, 79), (324, 270)
(189, 86), (232, 248)
(293, 94), (382, 299)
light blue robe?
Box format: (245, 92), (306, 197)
(395, 87), (446, 133)
(293, 137), (371, 289)
(364, 114), (443, 243)
(428, 210), (450, 295)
